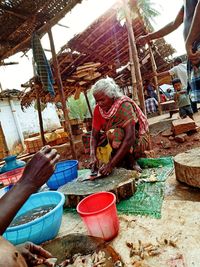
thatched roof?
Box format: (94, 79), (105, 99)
(21, 3), (175, 108)
(0, 0), (83, 62)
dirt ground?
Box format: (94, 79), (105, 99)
(56, 111), (200, 267)
(78, 110), (200, 169)
(150, 111), (200, 158)
(59, 171), (200, 267)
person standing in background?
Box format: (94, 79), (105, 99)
(137, 0), (200, 113)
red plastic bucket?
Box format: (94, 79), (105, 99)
(77, 192), (119, 241)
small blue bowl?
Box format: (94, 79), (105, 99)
(3, 191), (65, 245)
(47, 160), (78, 190)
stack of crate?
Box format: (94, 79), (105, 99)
(25, 129), (69, 154)
(0, 124), (6, 159)
(0, 137), (5, 159)
(54, 128), (69, 145)
(24, 136), (43, 154)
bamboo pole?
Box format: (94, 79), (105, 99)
(0, 122), (9, 157)
(128, 35), (138, 103)
(149, 45), (162, 115)
(83, 91), (93, 118)
(36, 84), (46, 146)
(122, 0), (146, 115)
(32, 59), (46, 146)
(48, 29), (77, 159)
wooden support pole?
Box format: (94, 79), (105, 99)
(32, 58), (46, 146)
(48, 29), (77, 159)
(36, 85), (46, 146)
(0, 122), (9, 156)
(149, 45), (162, 115)
(122, 0), (146, 115)
(128, 35), (138, 104)
(84, 91), (93, 118)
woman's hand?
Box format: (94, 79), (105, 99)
(99, 163), (113, 176)
(18, 145), (60, 191)
(17, 242), (55, 266)
(89, 154), (99, 171)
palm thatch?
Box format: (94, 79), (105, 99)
(0, 0), (83, 61)
(20, 2), (175, 108)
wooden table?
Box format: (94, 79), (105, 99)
(160, 100), (177, 111)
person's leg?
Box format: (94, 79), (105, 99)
(123, 153), (142, 172)
(131, 157), (142, 172)
(191, 101), (198, 113)
(112, 146), (142, 172)
(179, 107), (187, 119)
(185, 105), (194, 120)
(130, 132), (151, 172)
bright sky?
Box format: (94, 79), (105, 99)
(0, 0), (184, 90)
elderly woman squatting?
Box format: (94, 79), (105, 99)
(90, 77), (149, 176)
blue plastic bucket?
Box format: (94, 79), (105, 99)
(47, 160), (78, 190)
(4, 191), (65, 245)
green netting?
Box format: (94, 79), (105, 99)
(117, 157), (174, 219)
(64, 157), (174, 218)
(137, 157), (173, 169)
(138, 157), (173, 182)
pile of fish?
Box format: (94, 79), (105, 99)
(126, 234), (179, 265)
(61, 250), (107, 266)
(45, 250), (124, 266)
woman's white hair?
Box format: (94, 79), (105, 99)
(92, 77), (123, 98)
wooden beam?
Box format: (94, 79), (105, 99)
(38, 1), (81, 36)
(82, 20), (122, 51)
(0, 61), (19, 66)
(1, 0), (82, 60)
(103, 33), (128, 55)
(57, 23), (69, 29)
(44, 48), (51, 52)
(48, 28), (77, 159)
(0, 40), (18, 47)
(128, 34), (138, 103)
(36, 84), (46, 146)
(59, 29), (127, 77)
(100, 42), (129, 68)
(60, 54), (88, 76)
(74, 9), (115, 47)
(0, 4), (28, 20)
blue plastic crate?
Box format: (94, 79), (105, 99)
(47, 160), (78, 190)
(4, 191), (65, 245)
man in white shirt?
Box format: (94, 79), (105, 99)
(155, 57), (187, 88)
(137, 0), (200, 114)
(155, 57), (198, 112)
